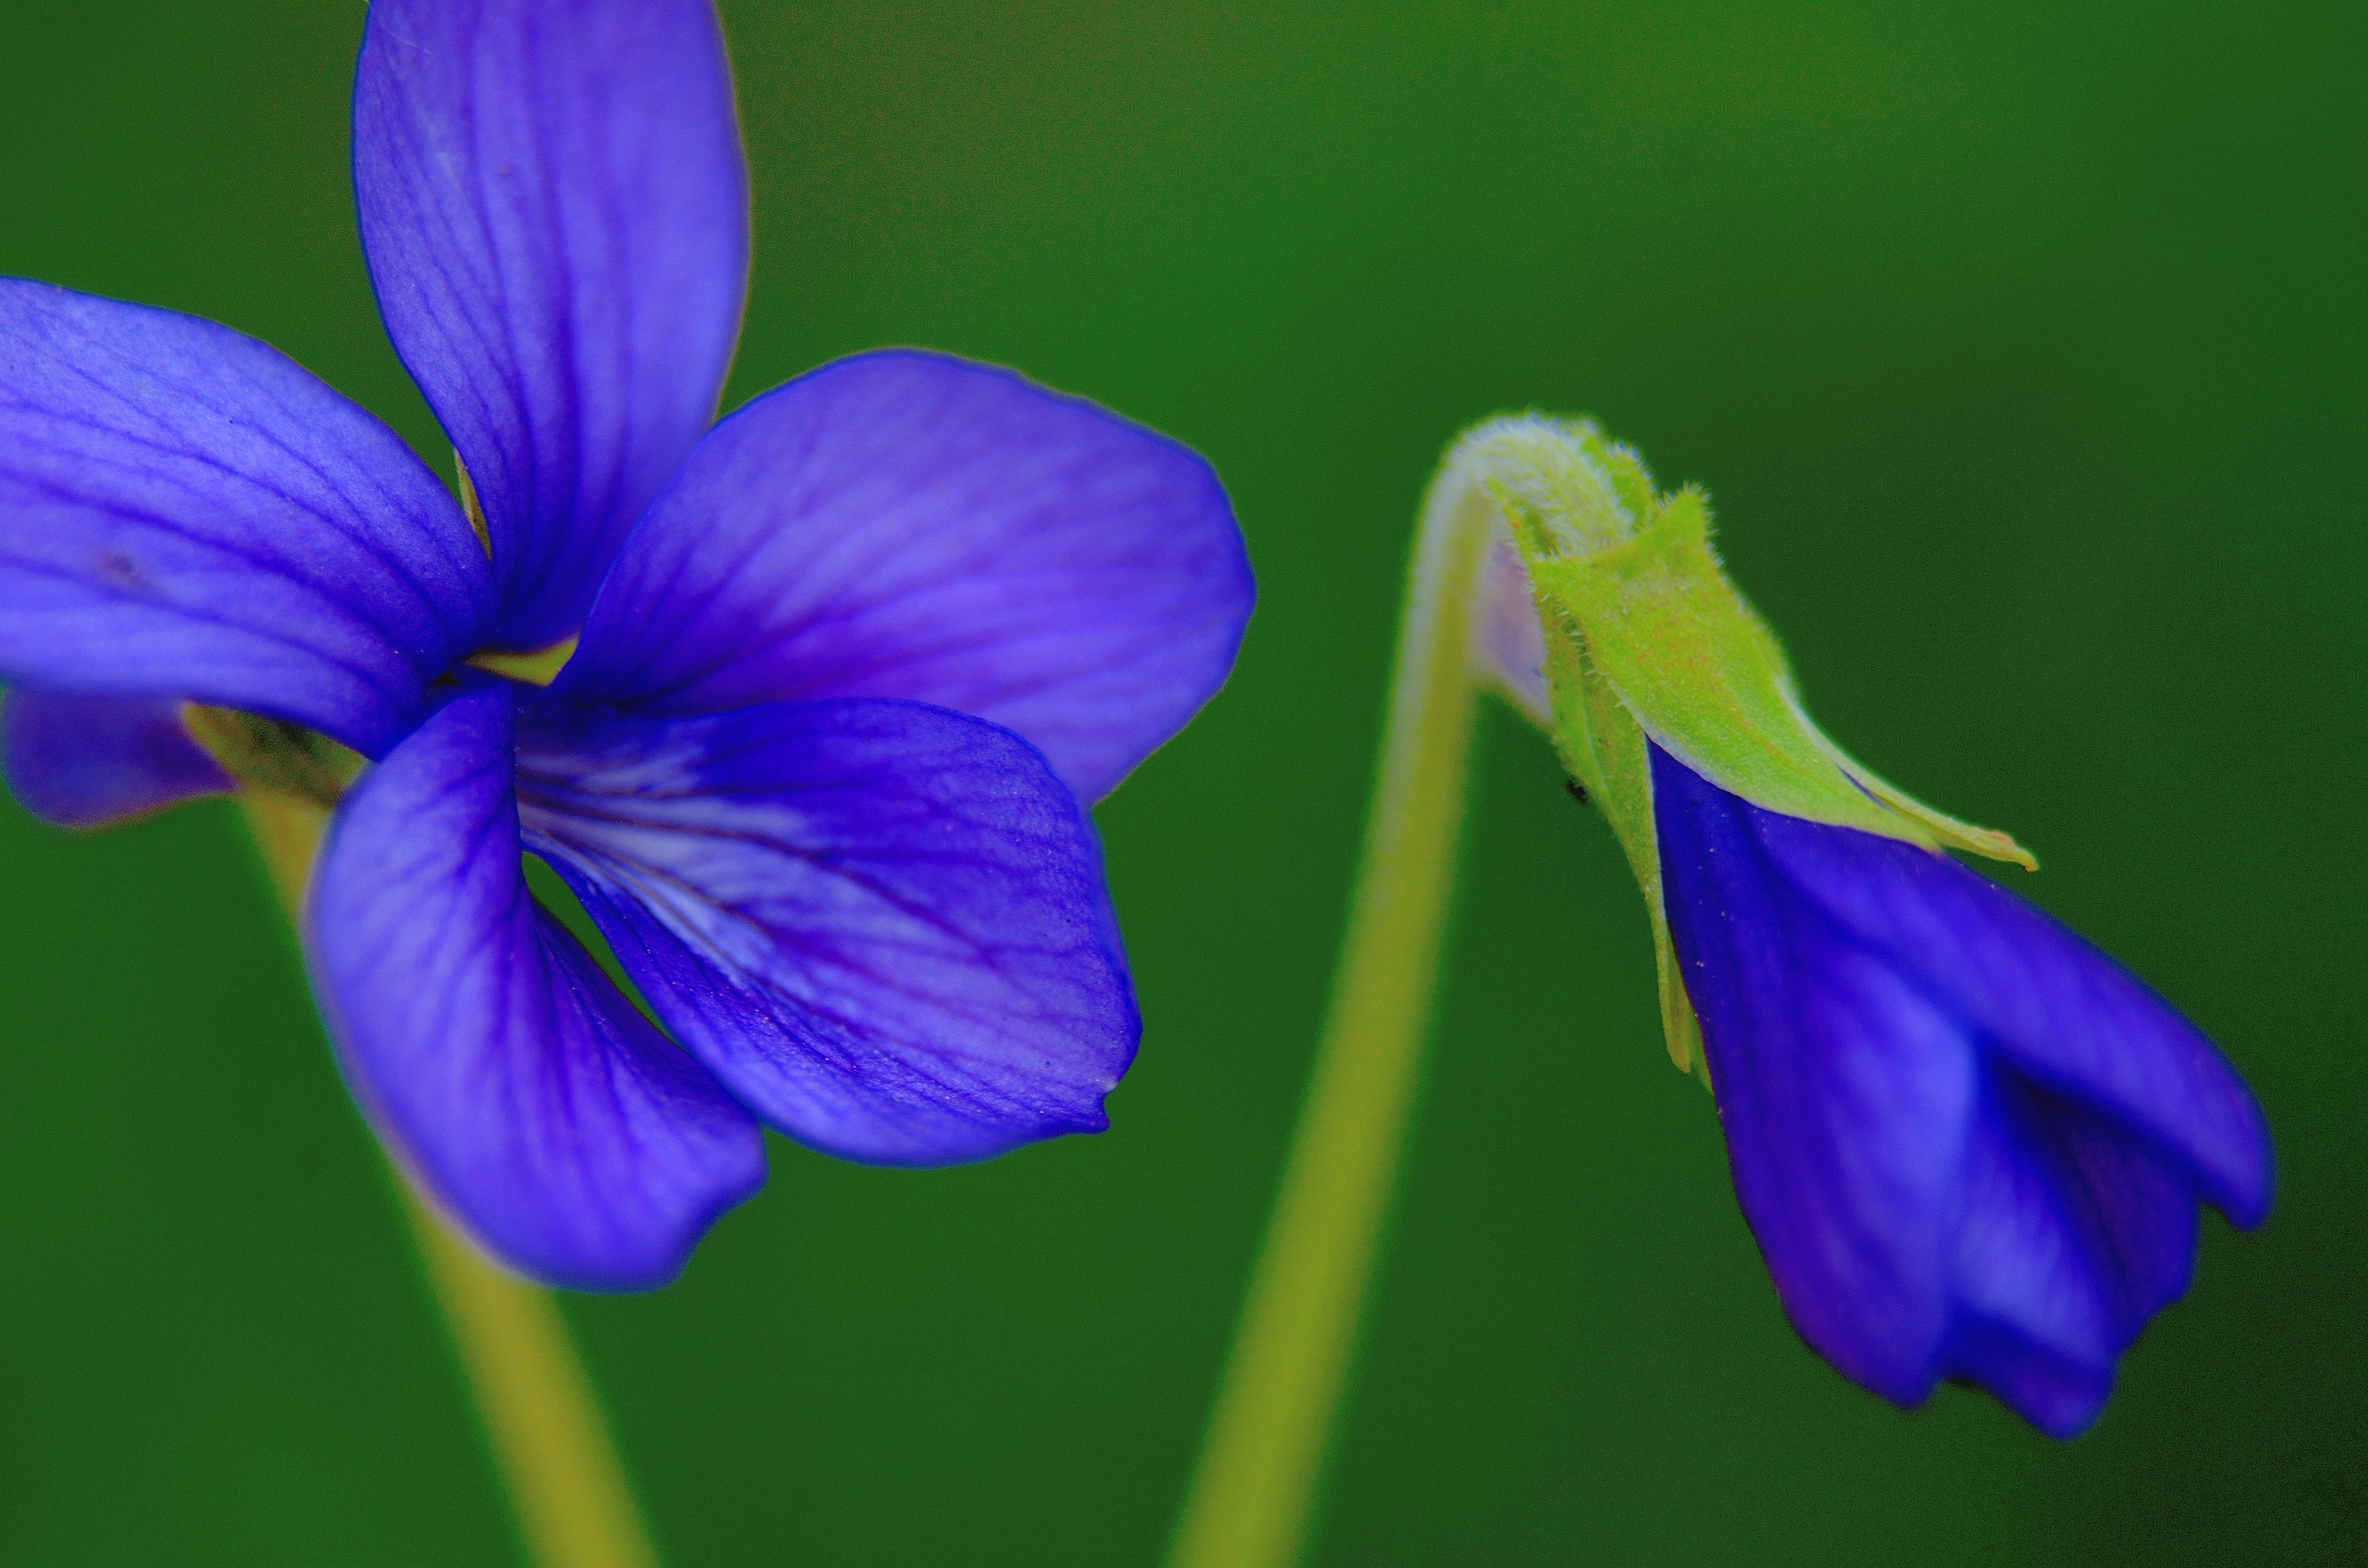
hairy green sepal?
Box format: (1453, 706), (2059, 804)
(1541, 614), (1706, 1077)
(1477, 417), (2033, 1078)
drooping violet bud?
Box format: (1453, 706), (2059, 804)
(1468, 415), (2269, 1436)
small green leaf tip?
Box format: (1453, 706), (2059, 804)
(1457, 415), (2035, 1075)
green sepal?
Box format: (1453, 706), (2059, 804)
(1537, 605), (1706, 1082)
(1516, 480), (2035, 870)
(470, 635), (580, 687)
(181, 705), (362, 810)
(1476, 414), (2035, 1077)
(1789, 707), (2037, 869)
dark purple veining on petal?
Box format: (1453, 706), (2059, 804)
(1, 688), (232, 827)
(353, 0), (749, 649)
(512, 692), (1139, 1166)
(1, 0), (1253, 1292)
(558, 351), (1254, 802)
(307, 685), (765, 1291)
(0, 281), (495, 754)
(1649, 740), (2269, 1436)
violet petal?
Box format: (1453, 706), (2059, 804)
(1939, 1072), (2197, 1435)
(1, 687), (231, 827)
(1751, 786), (2273, 1225)
(514, 693), (1139, 1165)
(354, 0), (749, 649)
(0, 281), (494, 755)
(1651, 743), (1971, 1403)
(557, 351), (1253, 801)
(307, 683), (765, 1290)
(1650, 741), (2269, 1432)
(1470, 527), (1549, 725)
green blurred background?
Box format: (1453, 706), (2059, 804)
(1, 1), (2360, 1562)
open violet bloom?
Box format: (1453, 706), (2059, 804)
(1464, 415), (2269, 1435)
(0, 0), (1252, 1289)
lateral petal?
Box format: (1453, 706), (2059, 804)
(354, 0), (749, 649)
(1, 687), (230, 827)
(1750, 795), (2272, 1228)
(557, 351), (1253, 801)
(308, 684), (765, 1291)
(1651, 742), (1974, 1406)
(0, 282), (495, 754)
(514, 694), (1139, 1165)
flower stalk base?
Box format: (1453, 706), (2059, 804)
(236, 792), (660, 1568)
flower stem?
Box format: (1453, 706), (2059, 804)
(1165, 455), (1501, 1568)
(236, 791), (661, 1568)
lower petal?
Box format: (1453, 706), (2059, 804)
(307, 685), (764, 1291)
(1940, 1067), (2200, 1435)
(2006, 1071), (2199, 1338)
(2, 687), (229, 826)
(515, 695), (1139, 1166)
(1942, 1076), (2123, 1433)
(1938, 1316), (2114, 1441)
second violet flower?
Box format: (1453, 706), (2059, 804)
(0, 0), (1253, 1287)
(1470, 416), (2270, 1435)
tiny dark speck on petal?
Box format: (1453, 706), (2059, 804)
(97, 550), (146, 588)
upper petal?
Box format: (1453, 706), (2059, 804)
(307, 683), (765, 1290)
(0, 282), (495, 754)
(1, 687), (230, 828)
(1654, 741), (1978, 1407)
(1747, 787), (2273, 1228)
(555, 351), (1254, 801)
(513, 694), (1139, 1165)
(354, 0), (749, 649)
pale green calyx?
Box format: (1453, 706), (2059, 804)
(1455, 415), (2035, 1078)
(1461, 416), (1653, 559)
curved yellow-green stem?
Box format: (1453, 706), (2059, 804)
(1165, 453), (1500, 1568)
(238, 792), (660, 1568)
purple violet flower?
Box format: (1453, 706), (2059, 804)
(1464, 414), (2269, 1434)
(0, 0), (1253, 1288)
(1649, 743), (2270, 1436)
